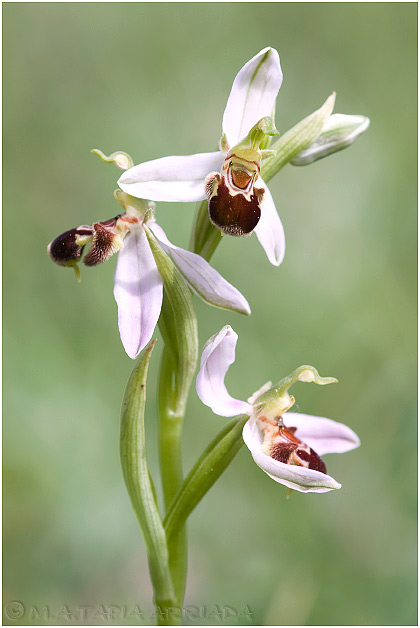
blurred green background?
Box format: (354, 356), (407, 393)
(3, 3), (417, 626)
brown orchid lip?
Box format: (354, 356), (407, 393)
(260, 416), (327, 475)
(84, 222), (118, 266)
(208, 176), (262, 236)
(47, 226), (93, 266)
(230, 168), (253, 190)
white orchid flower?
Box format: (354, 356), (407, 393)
(118, 47), (286, 266)
(48, 195), (250, 359)
(196, 326), (360, 493)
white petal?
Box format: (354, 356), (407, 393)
(113, 230), (163, 359)
(118, 152), (224, 202)
(283, 412), (360, 456)
(196, 326), (252, 417)
(254, 179), (285, 266)
(243, 420), (341, 493)
(150, 223), (251, 315)
(222, 47), (283, 147)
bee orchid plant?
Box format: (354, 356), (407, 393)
(48, 46), (367, 624)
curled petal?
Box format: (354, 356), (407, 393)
(254, 179), (285, 266)
(150, 222), (251, 315)
(118, 152), (224, 202)
(243, 419), (341, 493)
(113, 229), (163, 359)
(283, 412), (360, 456)
(196, 326), (252, 417)
(222, 47), (283, 148)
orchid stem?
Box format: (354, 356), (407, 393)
(158, 347), (188, 609)
(164, 416), (248, 542)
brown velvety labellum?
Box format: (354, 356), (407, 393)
(84, 223), (116, 266)
(268, 421), (328, 475)
(48, 227), (92, 265)
(296, 448), (327, 474)
(209, 179), (261, 236)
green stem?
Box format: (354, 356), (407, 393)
(190, 200), (223, 260)
(158, 346), (188, 606)
(164, 416), (248, 542)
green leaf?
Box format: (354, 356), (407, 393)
(120, 340), (175, 605)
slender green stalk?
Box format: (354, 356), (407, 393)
(164, 416), (248, 542)
(158, 345), (188, 606)
(189, 199), (223, 260)
(120, 341), (175, 613)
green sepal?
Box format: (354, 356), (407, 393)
(261, 93), (336, 182)
(164, 415), (248, 542)
(120, 340), (175, 604)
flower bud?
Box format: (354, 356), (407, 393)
(291, 114), (370, 165)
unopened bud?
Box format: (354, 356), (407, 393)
(291, 114), (370, 165)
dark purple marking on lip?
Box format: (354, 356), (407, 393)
(268, 421), (327, 475)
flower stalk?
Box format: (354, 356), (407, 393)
(164, 415), (248, 542)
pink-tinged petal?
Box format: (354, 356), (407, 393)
(254, 179), (285, 266)
(113, 229), (163, 359)
(196, 326), (252, 417)
(150, 223), (251, 315)
(243, 420), (341, 493)
(283, 412), (360, 456)
(222, 47), (283, 148)
(118, 152), (224, 202)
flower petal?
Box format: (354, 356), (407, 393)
(222, 47), (283, 148)
(150, 222), (251, 315)
(283, 412), (360, 456)
(118, 152), (224, 202)
(196, 326), (252, 417)
(113, 229), (163, 358)
(254, 179), (285, 266)
(243, 420), (341, 493)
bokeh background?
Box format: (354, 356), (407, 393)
(3, 3), (417, 626)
